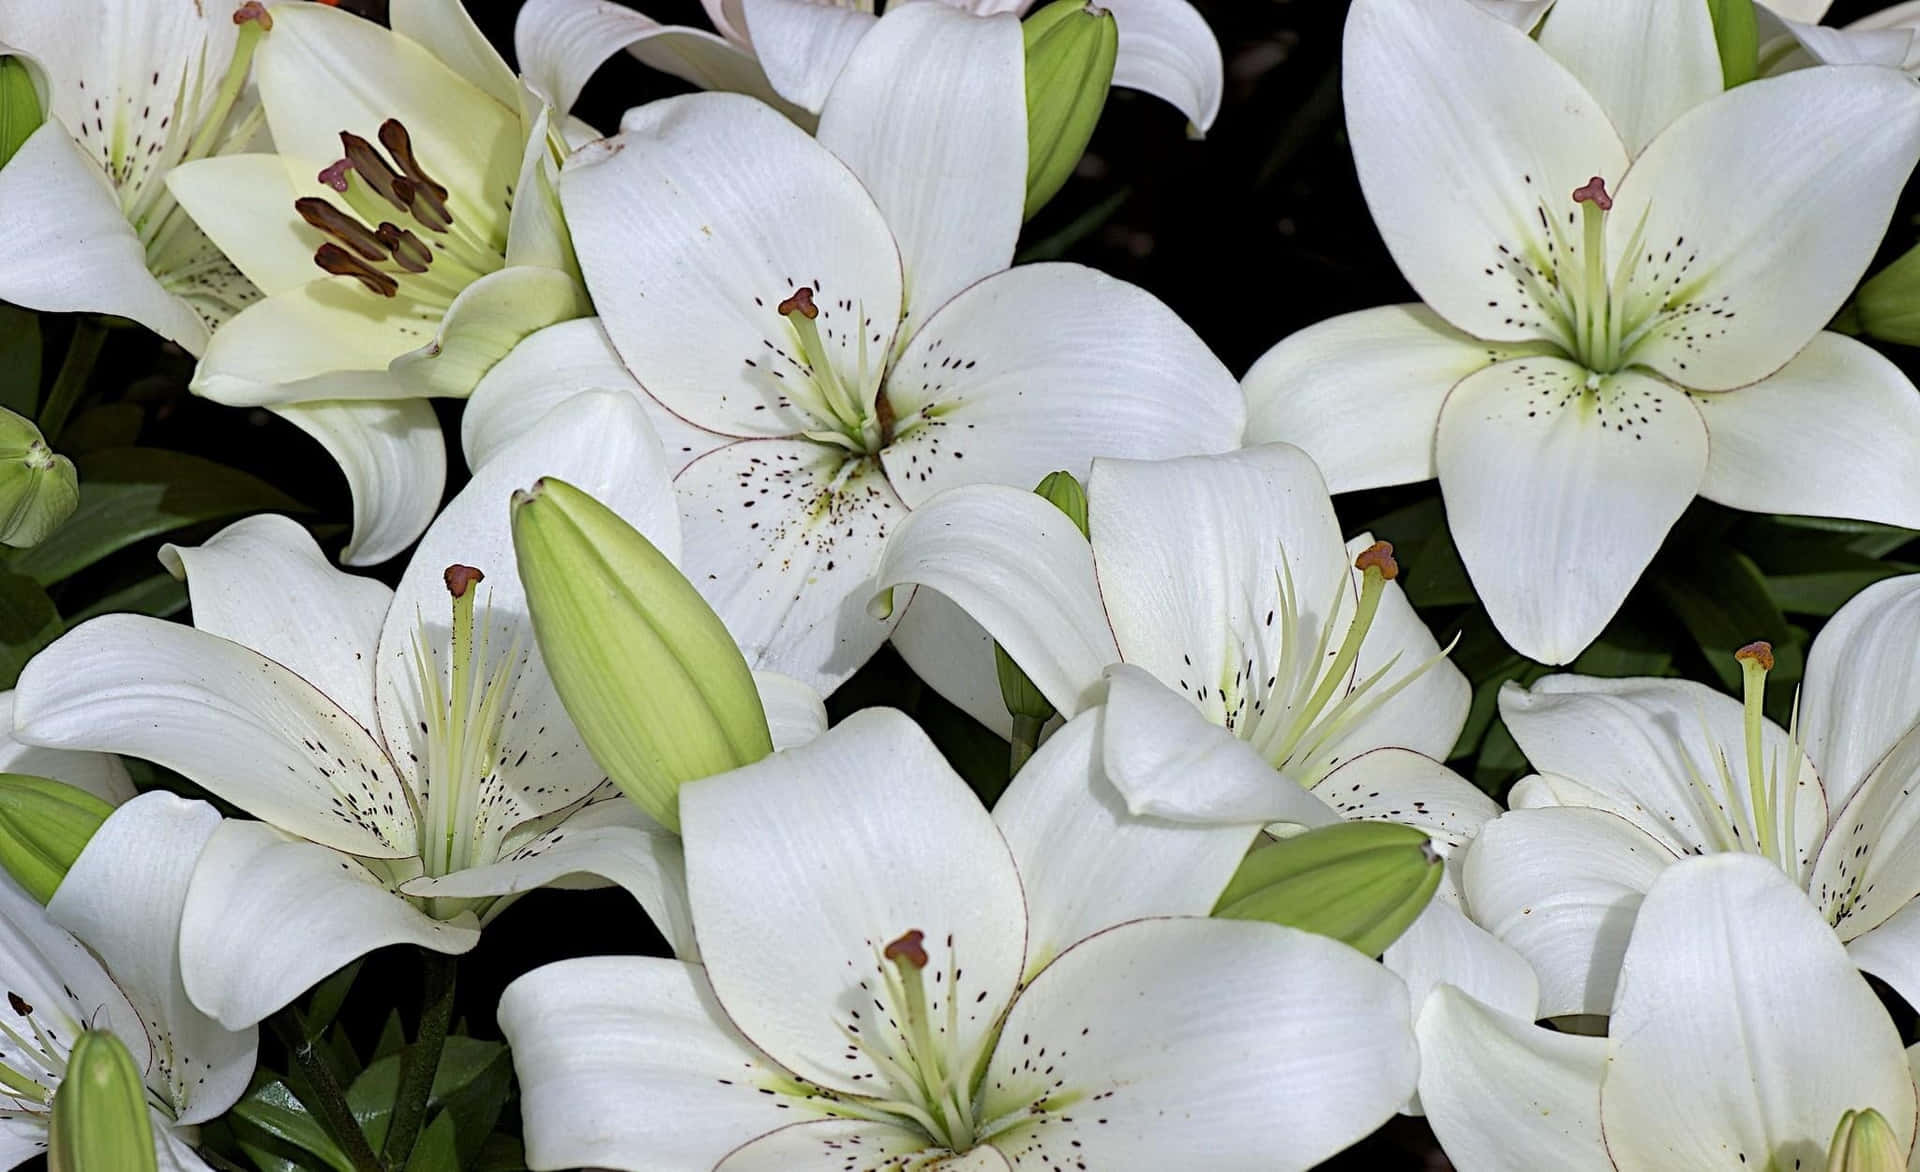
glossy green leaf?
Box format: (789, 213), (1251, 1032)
(404, 1111), (460, 1172)
(66, 572), (188, 624)
(348, 1037), (512, 1165)
(231, 1079), (354, 1172)
(0, 570), (59, 688)
(0, 304), (42, 419)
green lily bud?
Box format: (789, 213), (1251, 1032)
(0, 774), (113, 905)
(511, 477), (773, 832)
(0, 408), (77, 548)
(48, 1030), (158, 1172)
(0, 57), (41, 171)
(1827, 1107), (1905, 1172)
(1022, 0), (1118, 220)
(1706, 0), (1758, 89)
(1213, 819), (1443, 956)
(1836, 241), (1920, 347)
(995, 471), (1091, 725)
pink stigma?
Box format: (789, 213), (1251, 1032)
(1572, 176), (1612, 211)
(318, 159), (353, 193)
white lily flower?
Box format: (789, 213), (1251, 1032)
(1419, 854), (1919, 1172)
(872, 445), (1539, 1054)
(1460, 572), (1920, 1020)
(0, 791), (257, 1172)
(10, 392), (824, 1029)
(499, 706), (1418, 1171)
(472, 2), (1242, 701)
(517, 0), (1222, 131)
(1243, 0), (1920, 664)
(164, 0), (592, 565)
(0, 0), (268, 351)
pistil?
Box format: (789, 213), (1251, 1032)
(1571, 176), (1614, 372)
(1679, 641), (1806, 881)
(778, 288), (878, 449)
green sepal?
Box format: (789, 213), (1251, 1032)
(995, 471), (1092, 723)
(511, 477), (773, 832)
(0, 772), (113, 904)
(1022, 0), (1118, 219)
(1213, 820), (1443, 956)
(48, 1031), (159, 1172)
(0, 57), (41, 171)
(0, 407), (76, 548)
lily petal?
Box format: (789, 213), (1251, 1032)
(816, 2), (1023, 342)
(870, 483), (1118, 719)
(1610, 66), (1920, 390)
(1602, 854), (1916, 1169)
(993, 709), (1260, 976)
(190, 280), (438, 407)
(1534, 0), (1721, 155)
(1849, 899), (1920, 1020)
(514, 0), (788, 114)
(164, 153), (333, 299)
(14, 615), (415, 858)
(751, 671), (828, 752)
(1435, 359), (1708, 664)
(1801, 573), (1920, 814)
(179, 820), (478, 1029)
(880, 264), (1243, 510)
(389, 0), (523, 114)
(1694, 333), (1920, 531)
(270, 397), (447, 568)
(679, 709), (1027, 1097)
(388, 265), (590, 399)
(1100, 0), (1225, 132)
(740, 0), (878, 113)
(0, 692), (133, 806)
(886, 589), (1017, 740)
(1311, 747), (1498, 853)
(984, 917), (1416, 1171)
(0, 869), (148, 1073)
(1810, 727), (1920, 948)
(1384, 901), (1541, 1065)
(48, 793), (254, 1125)
(1325, 538), (1472, 764)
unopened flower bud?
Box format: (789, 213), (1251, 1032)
(997, 471), (1093, 725)
(1837, 241), (1920, 348)
(47, 1031), (158, 1172)
(0, 408), (75, 549)
(1708, 0), (1758, 89)
(0, 774), (113, 905)
(511, 477), (773, 832)
(1213, 819), (1442, 956)
(0, 57), (41, 171)
(1827, 1107), (1904, 1172)
(1021, 0), (1117, 219)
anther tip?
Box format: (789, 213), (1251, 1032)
(777, 287), (819, 320)
(1354, 540), (1399, 581)
(234, 1), (273, 28)
(444, 564), (485, 599)
(883, 929), (928, 969)
(1735, 641), (1774, 671)
(1572, 175), (1612, 211)
(7, 992), (30, 1017)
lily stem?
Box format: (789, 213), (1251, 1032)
(267, 1008), (384, 1172)
(38, 316), (107, 441)
(1010, 714), (1044, 778)
(383, 949), (458, 1169)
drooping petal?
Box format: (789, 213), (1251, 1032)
(388, 265), (590, 399)
(0, 692), (132, 805)
(497, 956), (796, 1172)
(1498, 674), (1826, 869)
(981, 917), (1417, 1171)
(188, 281), (444, 408)
(514, 0), (789, 114)
(1323, 539), (1472, 763)
(1801, 573), (1920, 814)
(816, 2), (1023, 341)
(1311, 748), (1498, 852)
(679, 709), (1027, 1097)
(992, 709), (1259, 975)
(1342, 0), (1628, 343)
(739, 0), (878, 113)
(870, 484), (1118, 719)
(886, 589), (1017, 739)
(1100, 665), (1338, 827)
(1695, 333), (1920, 533)
(373, 390), (679, 827)
(1435, 358), (1708, 664)
(880, 264), (1244, 509)
(269, 397), (448, 568)
(1240, 304), (1546, 494)
(674, 438), (906, 694)
(158, 515), (391, 733)
(0, 124), (208, 351)
(179, 821), (478, 1030)
(751, 671), (828, 751)
(718, 1120), (981, 1169)
(561, 92), (902, 437)
(1534, 0), (1721, 156)
(1415, 985), (1610, 1172)
(1460, 807), (1676, 1017)
(1602, 854), (1917, 1169)
(47, 793), (254, 1125)
(1099, 0), (1224, 131)
(1610, 66), (1920, 390)
(13, 615), (416, 858)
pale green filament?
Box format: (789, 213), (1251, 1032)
(1678, 644), (1806, 883)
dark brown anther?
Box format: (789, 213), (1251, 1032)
(444, 564), (486, 599)
(376, 223), (434, 273)
(294, 197), (389, 261)
(883, 929), (928, 970)
(1571, 175), (1613, 211)
(6, 993), (30, 1017)
(340, 131), (413, 215)
(778, 286), (819, 320)
(378, 120), (454, 230)
(315, 244), (400, 298)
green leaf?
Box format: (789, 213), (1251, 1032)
(301, 960), (365, 1041)
(231, 1080), (354, 1172)
(403, 1112), (460, 1172)
(66, 572), (188, 624)
(1361, 497), (1476, 609)
(370, 1010), (406, 1065)
(473, 1134), (528, 1172)
(59, 403), (143, 453)
(1707, 0), (1758, 87)
(348, 1037), (512, 1165)
(0, 304), (41, 419)
(1652, 544), (1792, 690)
(7, 448), (305, 585)
(0, 570), (60, 688)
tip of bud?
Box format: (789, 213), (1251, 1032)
(7, 992), (29, 1016)
(1735, 640), (1774, 671)
(444, 565), (485, 599)
(883, 929), (928, 969)
(1572, 175), (1612, 210)
(777, 287), (819, 320)
(234, 1), (272, 28)
(1355, 540), (1399, 581)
